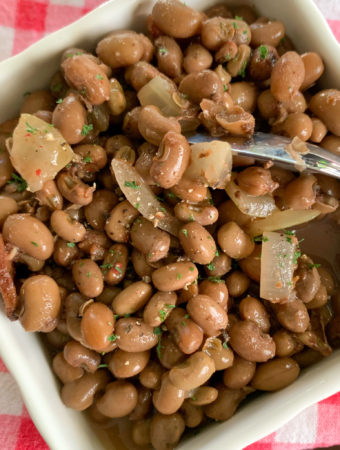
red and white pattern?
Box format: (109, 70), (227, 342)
(0, 1), (339, 449)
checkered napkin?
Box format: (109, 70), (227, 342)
(0, 1), (339, 449)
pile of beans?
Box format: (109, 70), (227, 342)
(0, 1), (340, 449)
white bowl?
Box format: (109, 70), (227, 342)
(0, 1), (339, 449)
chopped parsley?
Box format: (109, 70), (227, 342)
(81, 124), (93, 136)
(238, 60), (247, 78)
(115, 265), (122, 274)
(189, 214), (195, 222)
(23, 91), (31, 97)
(159, 207), (167, 213)
(222, 342), (228, 349)
(159, 304), (176, 321)
(100, 263), (114, 271)
(293, 251), (302, 265)
(307, 263), (321, 269)
(209, 198), (214, 205)
(7, 173), (27, 192)
(252, 236), (269, 243)
(107, 334), (118, 342)
(184, 314), (190, 319)
(215, 250), (220, 257)
(232, 21), (238, 29)
(96, 74), (104, 80)
(235, 15), (243, 20)
(176, 273), (182, 280)
(124, 313), (131, 318)
(83, 156), (92, 163)
(206, 263), (215, 271)
(86, 272), (91, 278)
(258, 45), (268, 60)
(31, 241), (38, 247)
(208, 277), (224, 283)
(223, 84), (228, 91)
(181, 229), (188, 237)
(158, 47), (168, 55)
(189, 266), (195, 272)
(56, 98), (63, 104)
(135, 202), (140, 210)
(156, 333), (163, 359)
(124, 181), (140, 189)
(51, 83), (63, 93)
(153, 326), (162, 335)
(67, 242), (76, 248)
(26, 121), (38, 134)
(191, 395), (198, 401)
(98, 364), (108, 369)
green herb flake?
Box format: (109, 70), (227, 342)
(307, 263), (321, 269)
(100, 263), (114, 271)
(159, 207), (167, 213)
(215, 250), (220, 257)
(51, 83), (63, 93)
(98, 364), (108, 369)
(181, 229), (188, 238)
(234, 15), (243, 20)
(184, 314), (189, 319)
(209, 198), (214, 205)
(107, 334), (118, 342)
(23, 91), (31, 97)
(176, 273), (182, 280)
(222, 342), (228, 349)
(96, 74), (104, 80)
(238, 60), (247, 78)
(156, 334), (163, 359)
(86, 272), (91, 278)
(158, 47), (168, 55)
(124, 181), (140, 189)
(7, 173), (27, 192)
(286, 236), (293, 244)
(206, 263), (215, 271)
(159, 309), (167, 321)
(67, 242), (76, 248)
(189, 266), (195, 272)
(208, 276), (224, 283)
(293, 251), (302, 265)
(114, 314), (119, 320)
(166, 192), (178, 199)
(56, 98), (63, 104)
(26, 121), (38, 134)
(115, 265), (122, 274)
(232, 21), (238, 29)
(189, 214), (195, 222)
(31, 241), (38, 247)
(81, 124), (93, 136)
(258, 45), (268, 60)
(153, 326), (162, 335)
(83, 156), (92, 163)
(252, 235), (269, 243)
(287, 281), (293, 286)
(135, 202), (140, 210)
(181, 321), (186, 326)
(191, 395), (198, 401)
(124, 313), (131, 318)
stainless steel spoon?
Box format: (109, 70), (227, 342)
(188, 131), (340, 179)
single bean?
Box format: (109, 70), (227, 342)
(126, 61), (161, 91)
(204, 386), (248, 421)
(188, 386), (218, 406)
(130, 217), (170, 263)
(129, 387), (153, 421)
(169, 351), (215, 390)
(65, 292), (88, 342)
(108, 78), (126, 116)
(272, 112), (313, 141)
(174, 201), (219, 226)
(80, 302), (114, 352)
(72, 259), (104, 298)
(273, 329), (303, 357)
(217, 221), (254, 259)
(165, 308), (203, 355)
(152, 373), (185, 415)
(318, 267), (336, 296)
(52, 352), (84, 383)
(251, 357), (300, 391)
(0, 196), (18, 228)
(187, 294), (228, 337)
(0, 147), (13, 188)
(183, 43), (213, 74)
(309, 89), (340, 137)
(215, 40), (238, 64)
(50, 210), (86, 243)
(97, 381), (138, 417)
(199, 280), (229, 309)
(52, 93), (86, 145)
(274, 299), (310, 333)
(239, 296), (271, 333)
(283, 174), (317, 210)
(73, 144), (108, 173)
(237, 167), (278, 196)
(155, 36), (183, 78)
(36, 180), (63, 210)
(223, 356), (256, 389)
(101, 243), (128, 286)
(108, 349), (150, 378)
(179, 222), (216, 265)
(201, 18), (235, 51)
(139, 360), (165, 390)
(21, 90), (55, 114)
(170, 176), (209, 203)
(138, 105), (181, 146)
(105, 200), (139, 243)
(112, 281), (152, 316)
(229, 82), (258, 113)
(143, 291), (177, 327)
(56, 172), (95, 206)
(227, 44), (252, 78)
(301, 52), (324, 91)
(150, 413), (185, 450)
(115, 317), (158, 352)
(157, 332), (186, 369)
(152, 262), (198, 292)
(270, 51), (305, 103)
(84, 190), (118, 231)
(239, 244), (262, 283)
(250, 20), (285, 47)
(202, 337), (234, 370)
(132, 419), (151, 446)
(226, 270), (250, 297)
(179, 70), (224, 104)
(218, 199), (250, 227)
(320, 134), (340, 156)
(310, 118), (327, 143)
(249, 45), (278, 81)
(63, 340), (100, 373)
(295, 255), (321, 303)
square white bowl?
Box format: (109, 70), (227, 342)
(0, 1), (339, 449)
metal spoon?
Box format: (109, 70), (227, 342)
(187, 131), (340, 179)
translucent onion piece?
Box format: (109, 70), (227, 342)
(185, 141), (232, 189)
(137, 76), (182, 117)
(246, 209), (321, 237)
(111, 158), (181, 236)
(8, 114), (74, 192)
(260, 231), (296, 303)
(225, 179), (277, 217)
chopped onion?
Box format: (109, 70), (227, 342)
(138, 76), (182, 117)
(7, 114), (74, 192)
(185, 141), (232, 189)
(260, 231), (296, 303)
(225, 179), (277, 217)
(246, 209), (321, 237)
(111, 158), (181, 236)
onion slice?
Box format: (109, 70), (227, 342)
(246, 209), (320, 237)
(185, 141), (232, 189)
(111, 159), (181, 236)
(260, 231), (296, 303)
(138, 76), (182, 117)
(225, 179), (277, 217)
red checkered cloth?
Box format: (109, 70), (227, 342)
(0, 1), (339, 449)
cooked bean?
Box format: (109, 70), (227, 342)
(309, 89), (340, 136)
(318, 267), (335, 296)
(320, 134), (340, 156)
(132, 419), (152, 446)
(19, 275), (61, 332)
(229, 82), (258, 113)
(272, 112), (313, 141)
(3, 214), (54, 260)
(179, 222), (216, 265)
(274, 329), (303, 357)
(204, 386), (248, 421)
(227, 44), (252, 78)
(152, 261), (198, 291)
(65, 292), (87, 342)
(283, 174), (317, 210)
(310, 118), (327, 143)
(138, 105), (181, 146)
(218, 199), (250, 227)
(251, 357), (300, 391)
(21, 90), (55, 114)
(112, 281), (152, 316)
(0, 148), (13, 188)
(165, 308), (203, 355)
(63, 340), (100, 373)
(126, 61), (161, 91)
(143, 291), (177, 327)
(217, 221), (254, 259)
(73, 144), (108, 173)
(116, 317), (158, 352)
(199, 280), (229, 309)
(215, 40), (238, 64)
(179, 70), (223, 104)
(140, 361), (165, 390)
(52, 93), (86, 144)
(155, 36), (183, 78)
(157, 332), (186, 369)
(205, 3), (232, 18)
(174, 201), (219, 226)
(295, 255), (321, 303)
(270, 51), (305, 103)
(229, 320), (276, 362)
(0, 196), (18, 227)
(97, 380), (138, 417)
(84, 190), (118, 231)
(187, 294), (228, 337)
(249, 45), (278, 81)
(105, 200), (139, 243)
(129, 386), (153, 420)
(150, 413), (185, 450)
(150, 131), (191, 189)
(61, 370), (109, 411)
(101, 243), (128, 286)
(301, 52), (324, 91)
(226, 270), (250, 297)
(189, 386), (218, 406)
(72, 259), (104, 298)
(50, 210), (86, 243)
(223, 355), (256, 389)
(274, 299), (310, 333)
(152, 372), (185, 415)
(180, 401), (203, 428)
(130, 217), (170, 263)
(56, 172), (95, 206)
(131, 248), (155, 278)
(80, 302), (114, 352)
(77, 230), (111, 261)
(202, 337), (234, 370)
(36, 180), (63, 210)
(239, 296), (270, 333)
(169, 351), (215, 391)
(96, 31), (145, 69)
(108, 349), (150, 378)
(151, 0), (204, 38)
(108, 78), (126, 116)
(250, 20), (285, 47)
(183, 43), (213, 73)
(52, 352), (84, 383)
(237, 167), (278, 197)
(170, 176), (209, 203)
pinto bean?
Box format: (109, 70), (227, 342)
(165, 308), (203, 355)
(56, 172), (95, 206)
(52, 93), (86, 144)
(108, 349), (150, 378)
(223, 356), (256, 389)
(97, 381), (138, 418)
(157, 332), (186, 369)
(199, 280), (229, 309)
(179, 70), (223, 104)
(112, 281), (152, 316)
(187, 294), (228, 337)
(63, 340), (100, 373)
(152, 262), (198, 292)
(150, 413), (185, 450)
(84, 190), (118, 231)
(283, 174), (317, 210)
(273, 329), (303, 357)
(96, 31), (145, 69)
(250, 20), (285, 47)
(143, 291), (177, 327)
(50, 210), (86, 243)
(138, 105), (181, 146)
(204, 386), (248, 421)
(272, 112), (313, 141)
(155, 36), (183, 78)
(72, 259), (104, 298)
(239, 296), (270, 333)
(101, 243), (128, 286)
(115, 317), (158, 352)
(80, 302), (114, 352)
(237, 167), (278, 196)
(217, 221), (254, 259)
(226, 270), (250, 297)
(229, 320), (276, 362)
(251, 357), (300, 391)
(309, 89), (340, 136)
(130, 217), (170, 263)
(295, 255), (321, 303)
(320, 134), (340, 156)
(105, 200), (139, 243)
(0, 196), (18, 228)
(52, 352), (84, 383)
(180, 401), (203, 428)
(274, 299), (310, 333)
(270, 51), (305, 103)
(202, 337), (234, 370)
(170, 176), (209, 203)
(179, 222), (216, 265)
(301, 52), (324, 91)
(183, 43), (213, 74)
